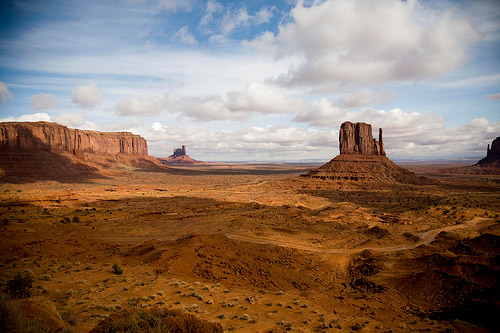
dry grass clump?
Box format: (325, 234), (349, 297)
(90, 308), (223, 333)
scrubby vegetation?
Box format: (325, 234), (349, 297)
(5, 273), (33, 299)
(90, 308), (223, 333)
(112, 263), (123, 275)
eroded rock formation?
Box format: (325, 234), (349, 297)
(158, 145), (204, 165)
(478, 137), (500, 165)
(172, 145), (187, 158)
(0, 121), (148, 156)
(339, 121), (385, 156)
(303, 121), (431, 184)
(0, 121), (164, 179)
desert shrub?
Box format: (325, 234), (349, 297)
(62, 311), (78, 326)
(39, 274), (52, 281)
(112, 263), (123, 275)
(5, 273), (33, 299)
(90, 308), (223, 333)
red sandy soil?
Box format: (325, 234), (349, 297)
(0, 163), (499, 332)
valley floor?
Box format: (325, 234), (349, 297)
(0, 163), (499, 332)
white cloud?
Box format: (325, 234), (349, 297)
(115, 83), (304, 121)
(158, 0), (193, 12)
(255, 7), (274, 25)
(143, 122), (336, 160)
(0, 82), (14, 104)
(221, 7), (251, 35)
(173, 26), (197, 45)
(250, 0), (482, 90)
(485, 92), (500, 100)
(30, 93), (57, 110)
(163, 93), (247, 121)
(51, 112), (100, 130)
(226, 82), (304, 114)
(335, 89), (394, 108)
(72, 81), (102, 108)
(0, 112), (99, 130)
(114, 96), (163, 116)
(200, 0), (224, 27)
(200, 4), (276, 39)
(0, 112), (51, 122)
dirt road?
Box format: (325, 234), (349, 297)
(227, 217), (493, 254)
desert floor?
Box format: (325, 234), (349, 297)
(1, 162), (499, 332)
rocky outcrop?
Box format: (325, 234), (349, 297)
(172, 145), (187, 158)
(441, 137), (500, 174)
(0, 121), (165, 179)
(477, 137), (500, 165)
(0, 121), (148, 156)
(339, 121), (385, 156)
(158, 145), (205, 165)
(303, 121), (431, 184)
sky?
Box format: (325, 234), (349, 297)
(0, 0), (499, 162)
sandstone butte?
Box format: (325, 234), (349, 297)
(477, 136), (500, 166)
(0, 121), (164, 178)
(157, 145), (205, 165)
(304, 121), (432, 184)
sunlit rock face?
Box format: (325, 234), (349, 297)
(339, 121), (385, 156)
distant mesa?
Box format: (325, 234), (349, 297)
(303, 121), (431, 184)
(0, 121), (165, 179)
(441, 136), (500, 174)
(477, 136), (500, 166)
(157, 145), (204, 165)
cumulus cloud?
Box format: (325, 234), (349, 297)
(115, 83), (305, 121)
(173, 26), (197, 45)
(250, 0), (482, 90)
(0, 82), (14, 104)
(72, 81), (102, 108)
(226, 83), (304, 114)
(144, 122), (336, 160)
(141, 115), (500, 161)
(163, 93), (246, 121)
(0, 112), (99, 130)
(31, 93), (57, 110)
(0, 112), (51, 122)
(485, 92), (500, 100)
(114, 96), (163, 116)
(293, 101), (500, 158)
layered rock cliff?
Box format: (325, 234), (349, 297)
(339, 121), (385, 156)
(0, 122), (148, 156)
(0, 122), (165, 179)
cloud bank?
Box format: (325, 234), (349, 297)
(250, 0), (482, 90)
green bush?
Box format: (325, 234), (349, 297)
(112, 263), (123, 275)
(91, 308), (223, 333)
(6, 273), (33, 299)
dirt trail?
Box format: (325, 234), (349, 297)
(227, 218), (492, 255)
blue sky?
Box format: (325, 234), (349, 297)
(0, 0), (499, 161)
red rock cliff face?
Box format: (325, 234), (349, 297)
(339, 121), (385, 156)
(0, 122), (148, 156)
